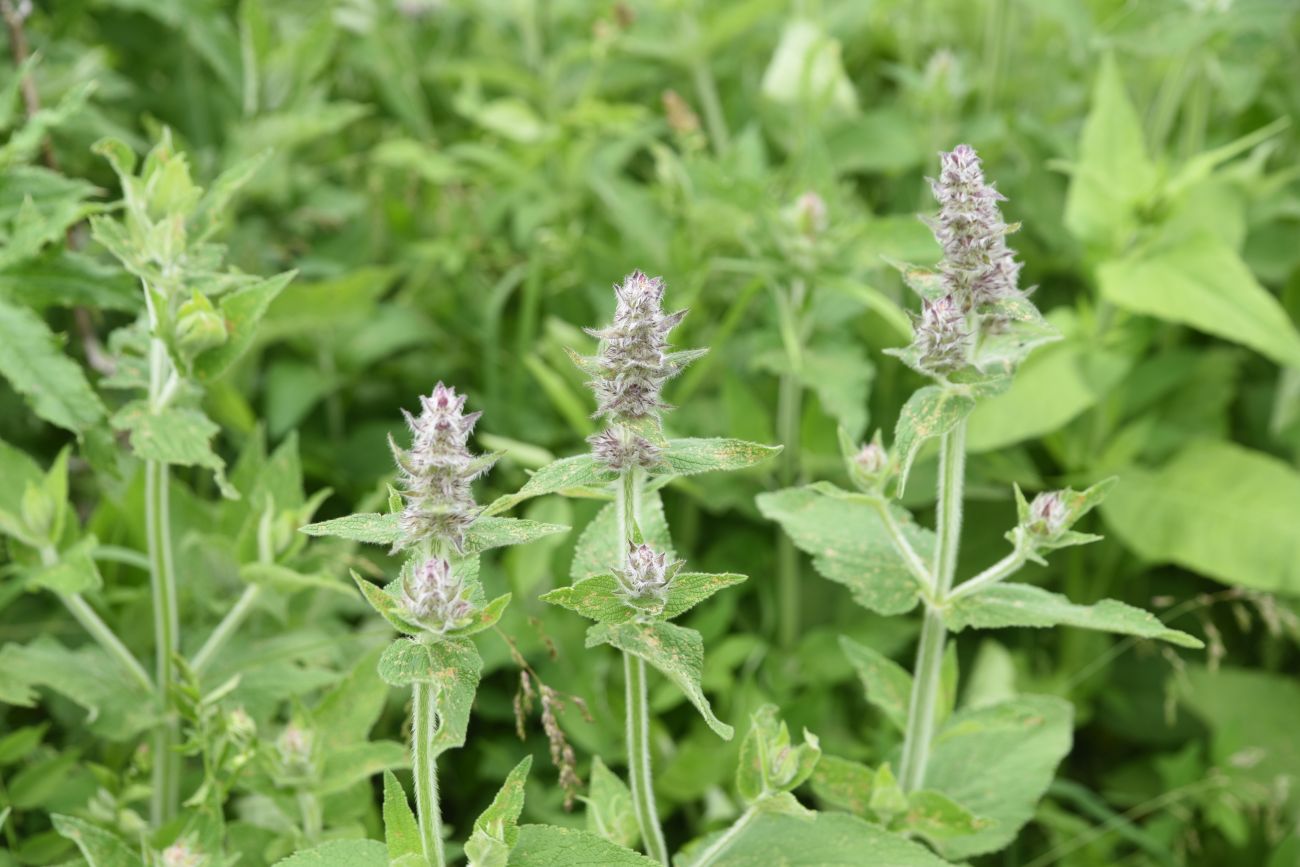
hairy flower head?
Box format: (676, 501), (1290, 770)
(401, 556), (476, 633)
(390, 382), (494, 551)
(912, 293), (971, 373)
(587, 426), (661, 473)
(586, 271), (688, 421)
(927, 144), (1022, 307)
(615, 542), (681, 613)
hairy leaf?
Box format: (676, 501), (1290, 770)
(382, 771), (421, 862)
(583, 757), (639, 849)
(893, 386), (975, 496)
(272, 839), (388, 866)
(509, 824), (657, 865)
(658, 437), (781, 478)
(486, 454), (613, 515)
(838, 637), (911, 733)
(51, 814), (143, 867)
(465, 755), (532, 867)
(0, 297), (106, 434)
(112, 402), (235, 497)
(377, 638), (482, 756)
(300, 512), (399, 545)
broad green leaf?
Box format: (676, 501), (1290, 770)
(51, 814), (143, 867)
(757, 485), (931, 615)
(487, 454), (613, 515)
(662, 572), (747, 620)
(383, 771), (421, 862)
(273, 839), (388, 866)
(320, 740), (408, 794)
(945, 583), (1203, 648)
(0, 724), (47, 765)
(240, 562), (351, 596)
(541, 575), (633, 623)
(680, 810), (949, 867)
(586, 620), (733, 739)
(924, 695), (1073, 860)
(736, 705), (820, 803)
(658, 438), (781, 478)
(1180, 666), (1300, 788)
(27, 536), (103, 594)
(0, 297), (106, 434)
(0, 249), (138, 312)
(314, 645), (389, 750)
(798, 345), (873, 440)
(300, 512), (399, 545)
(377, 638), (482, 755)
(111, 402), (235, 498)
(350, 570), (421, 635)
(465, 755), (532, 867)
(972, 296), (1061, 372)
(1099, 237), (1300, 369)
(892, 386), (975, 496)
(1101, 439), (1300, 595)
(838, 637), (911, 733)
(583, 757), (639, 849)
(569, 487), (673, 581)
(508, 824), (657, 865)
(1064, 53), (1157, 250)
(899, 790), (988, 848)
(463, 517), (570, 554)
(191, 270), (294, 380)
(810, 755), (873, 817)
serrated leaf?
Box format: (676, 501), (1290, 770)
(272, 839), (388, 866)
(583, 757), (639, 849)
(757, 486), (931, 616)
(300, 512), (400, 545)
(463, 517), (570, 554)
(191, 271), (295, 380)
(570, 488), (673, 581)
(662, 572), (746, 620)
(924, 695), (1073, 860)
(51, 814), (143, 867)
(0, 297), (106, 434)
(350, 570), (421, 635)
(486, 454), (613, 515)
(383, 771), (421, 862)
(838, 637), (911, 733)
(798, 345), (873, 440)
(945, 583), (1203, 648)
(542, 575), (634, 623)
(508, 824), (657, 865)
(586, 620), (733, 739)
(465, 755), (532, 867)
(658, 438), (781, 478)
(892, 386), (975, 496)
(111, 401), (235, 497)
(446, 593), (512, 639)
(377, 638), (482, 756)
(679, 810), (949, 867)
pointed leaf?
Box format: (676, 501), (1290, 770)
(570, 488), (672, 581)
(465, 755), (533, 867)
(662, 572), (746, 620)
(191, 271), (295, 381)
(301, 512), (400, 545)
(111, 402), (235, 497)
(51, 814), (143, 867)
(583, 757), (639, 849)
(838, 637), (911, 733)
(0, 297), (106, 434)
(463, 517), (570, 554)
(893, 386), (975, 496)
(383, 771), (421, 862)
(377, 638), (482, 756)
(679, 810), (949, 867)
(509, 824), (657, 865)
(542, 575), (635, 624)
(272, 839), (388, 866)
(658, 438), (781, 478)
(486, 454), (613, 515)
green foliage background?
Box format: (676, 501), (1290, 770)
(1, 0), (1299, 865)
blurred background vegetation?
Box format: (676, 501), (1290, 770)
(2, 1), (1299, 865)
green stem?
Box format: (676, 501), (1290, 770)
(691, 804), (756, 866)
(774, 280), (807, 649)
(871, 500), (933, 593)
(948, 535), (1028, 601)
(683, 10), (729, 154)
(619, 468), (669, 865)
(298, 790), (323, 843)
(412, 681), (446, 867)
(897, 421), (966, 793)
(146, 458), (181, 825)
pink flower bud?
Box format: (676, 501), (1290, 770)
(402, 557), (476, 633)
(1028, 491), (1068, 537)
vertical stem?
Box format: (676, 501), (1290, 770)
(192, 503), (275, 673)
(619, 468), (669, 864)
(897, 421), (966, 792)
(775, 370), (803, 649)
(146, 457), (181, 824)
(412, 681), (446, 867)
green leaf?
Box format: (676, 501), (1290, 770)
(0, 297), (106, 434)
(899, 790), (989, 848)
(240, 562), (351, 597)
(321, 740), (408, 794)
(658, 438), (781, 478)
(798, 345), (873, 440)
(509, 824), (657, 865)
(377, 638), (482, 755)
(583, 756), (639, 849)
(586, 620), (733, 739)
(569, 487), (673, 581)
(924, 695), (1073, 860)
(663, 572), (747, 620)
(1101, 439), (1300, 595)
(28, 536), (103, 594)
(892, 386), (976, 496)
(1179, 666), (1300, 788)
(51, 814), (143, 867)
(350, 570), (420, 635)
(487, 454), (613, 515)
(383, 771), (421, 862)
(945, 583), (1203, 648)
(542, 575), (634, 623)
(314, 645), (389, 750)
(465, 755), (533, 867)
(448, 593), (512, 639)
(1099, 237), (1300, 369)
(300, 512), (400, 545)
(463, 517), (570, 554)
(111, 402), (235, 498)
(757, 485), (931, 616)
(1063, 52), (1157, 250)
(191, 270), (295, 381)
(736, 705), (821, 803)
(809, 755), (874, 817)
(680, 810), (949, 867)
(272, 839), (388, 866)
(838, 637), (911, 733)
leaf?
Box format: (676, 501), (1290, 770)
(1099, 236), (1300, 369)
(757, 485), (931, 616)
(0, 297), (106, 434)
(190, 272), (295, 381)
(314, 645), (389, 750)
(1179, 666), (1300, 788)
(657, 438), (782, 478)
(797, 345), (873, 440)
(945, 583), (1203, 648)
(320, 740), (408, 794)
(487, 454), (613, 515)
(662, 572), (747, 620)
(465, 755), (533, 867)
(900, 790), (989, 847)
(924, 695), (1073, 860)
(760, 19), (857, 113)
(508, 824), (658, 866)
(377, 638), (482, 756)
(583, 757), (639, 849)
(542, 575), (634, 623)
(463, 517), (570, 554)
(1101, 439), (1300, 595)
(350, 570), (420, 635)
(300, 512), (400, 545)
(383, 771), (421, 862)
(1063, 52), (1157, 249)
(810, 755), (874, 817)
(569, 487), (673, 581)
(892, 386), (976, 496)
(838, 637), (911, 733)
(736, 705), (820, 803)
(680, 810), (949, 867)
(51, 814), (143, 867)
(586, 620), (733, 739)
(272, 839), (388, 866)
(111, 402), (235, 498)
(240, 562), (351, 597)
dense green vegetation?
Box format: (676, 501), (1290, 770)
(1, 1), (1298, 865)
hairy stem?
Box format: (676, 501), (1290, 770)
(618, 468), (669, 864)
(774, 279), (807, 649)
(412, 681), (446, 867)
(898, 421), (966, 792)
(691, 805), (757, 867)
(871, 500), (934, 594)
(949, 535), (1028, 601)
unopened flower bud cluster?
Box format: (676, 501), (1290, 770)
(400, 556), (476, 634)
(1027, 491), (1068, 538)
(615, 542), (680, 611)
